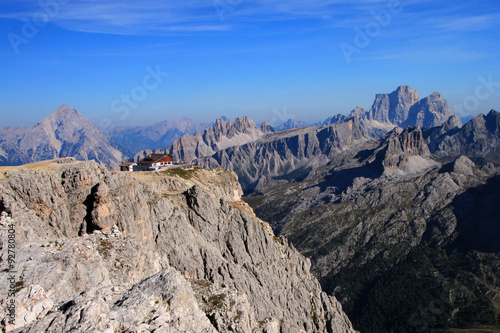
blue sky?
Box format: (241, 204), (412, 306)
(0, 0), (499, 128)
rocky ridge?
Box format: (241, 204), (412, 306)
(0, 158), (355, 333)
(275, 119), (309, 132)
(424, 109), (500, 161)
(244, 113), (500, 331)
(134, 116), (268, 164)
(198, 117), (368, 193)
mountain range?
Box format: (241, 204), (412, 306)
(108, 118), (211, 154)
(0, 86), (462, 170)
(135, 86), (461, 191)
(244, 110), (500, 331)
(0, 85), (498, 332)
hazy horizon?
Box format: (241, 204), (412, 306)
(1, 0), (499, 128)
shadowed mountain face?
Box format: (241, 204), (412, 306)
(198, 117), (368, 194)
(244, 111), (500, 332)
(0, 105), (131, 166)
(424, 109), (500, 161)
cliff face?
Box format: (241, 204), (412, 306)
(368, 85), (420, 125)
(198, 117), (368, 193)
(319, 86), (462, 138)
(0, 159), (355, 333)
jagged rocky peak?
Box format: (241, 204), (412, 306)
(206, 117), (232, 142)
(38, 104), (95, 137)
(424, 109), (500, 159)
(369, 85), (420, 124)
(349, 106), (367, 119)
(460, 109), (499, 137)
(275, 118), (309, 131)
(0, 104), (129, 166)
(260, 121), (276, 133)
(324, 114), (348, 125)
(485, 109), (500, 134)
(379, 126), (435, 173)
(229, 116), (258, 137)
(47, 103), (80, 119)
(405, 91), (459, 128)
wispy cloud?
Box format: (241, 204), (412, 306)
(1, 0), (499, 37)
(359, 47), (497, 62)
(426, 13), (500, 32)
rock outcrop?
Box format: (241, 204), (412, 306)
(376, 126), (437, 175)
(0, 159), (355, 333)
(0, 105), (130, 167)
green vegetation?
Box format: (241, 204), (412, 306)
(163, 167), (198, 179)
(97, 238), (113, 258)
(324, 246), (500, 333)
(208, 293), (227, 309)
(14, 280), (24, 294)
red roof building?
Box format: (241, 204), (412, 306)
(136, 154), (173, 171)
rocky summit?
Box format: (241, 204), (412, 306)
(0, 105), (130, 167)
(0, 158), (355, 333)
(345, 85), (460, 137)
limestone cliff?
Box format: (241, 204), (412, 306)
(0, 158), (355, 333)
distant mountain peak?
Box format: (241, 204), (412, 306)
(0, 105), (130, 166)
(50, 104), (80, 117)
(275, 119), (308, 131)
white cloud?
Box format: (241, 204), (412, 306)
(0, 0), (498, 37)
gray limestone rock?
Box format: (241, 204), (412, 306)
(0, 159), (356, 333)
